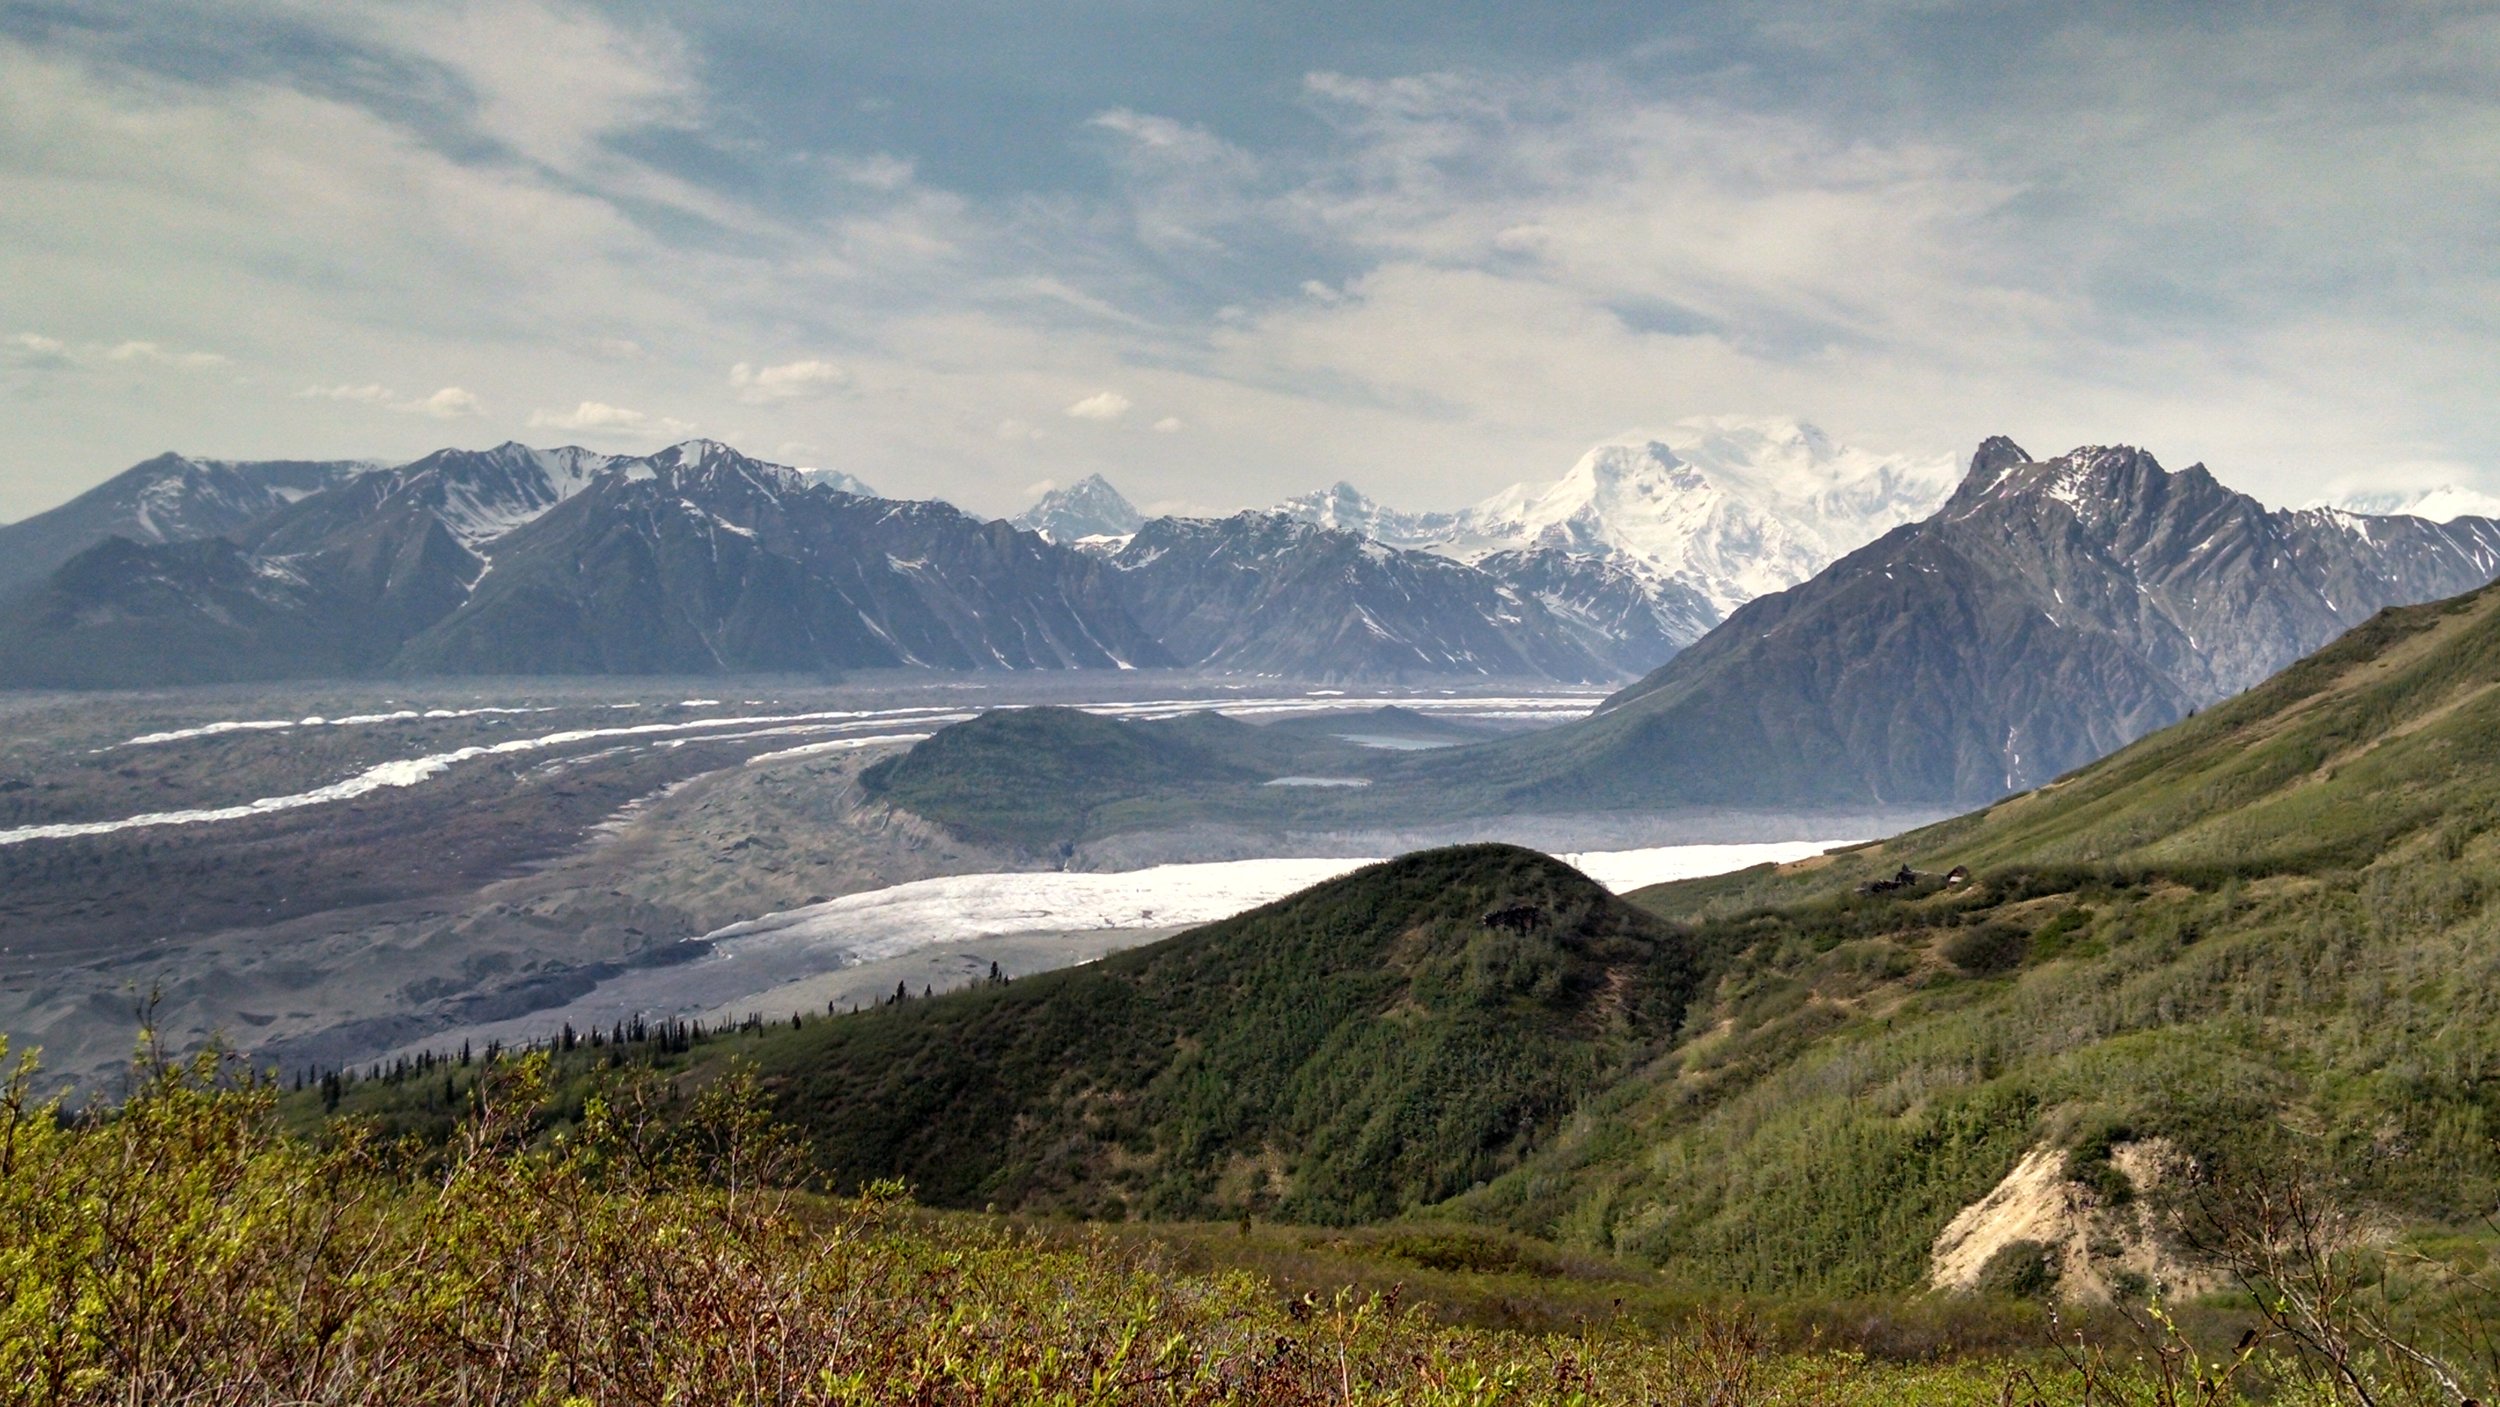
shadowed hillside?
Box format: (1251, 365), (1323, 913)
(749, 844), (1716, 1223)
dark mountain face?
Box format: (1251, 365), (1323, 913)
(0, 453), (369, 596)
(0, 527), (462, 689)
(1471, 547), (1717, 676)
(397, 456), (1170, 675)
(1436, 440), (2500, 811)
(1104, 512), (1618, 682)
(243, 442), (616, 556)
(0, 443), (1168, 686)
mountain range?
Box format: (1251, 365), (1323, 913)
(0, 440), (1628, 687)
(862, 438), (2500, 846)
(0, 452), (376, 597)
(0, 441), (1165, 686)
(1272, 417), (1958, 667)
(1400, 437), (2500, 811)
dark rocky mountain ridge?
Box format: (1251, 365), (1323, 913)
(0, 442), (1630, 686)
(1101, 511), (1618, 682)
(1404, 437), (2500, 810)
(0, 452), (372, 597)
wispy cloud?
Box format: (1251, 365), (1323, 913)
(731, 359), (848, 404)
(1065, 391), (1133, 422)
(299, 384), (481, 418)
(527, 400), (695, 440)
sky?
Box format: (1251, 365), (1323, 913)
(2, 0), (2497, 522)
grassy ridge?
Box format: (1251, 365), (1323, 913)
(1452, 585), (2500, 1293)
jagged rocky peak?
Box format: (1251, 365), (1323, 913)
(1948, 441), (2234, 529)
(1014, 474), (1144, 541)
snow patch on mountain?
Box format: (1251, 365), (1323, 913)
(1438, 418), (1958, 615)
(2331, 485), (2500, 524)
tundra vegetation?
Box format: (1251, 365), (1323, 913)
(26, 582), (2500, 1399)
(8, 1036), (2498, 1406)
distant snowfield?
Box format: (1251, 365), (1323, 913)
(10, 690), (1602, 847)
(404, 837), (1850, 1056)
(702, 839), (1836, 963)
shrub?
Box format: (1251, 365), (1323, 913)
(1975, 1240), (2062, 1300)
(1943, 922), (2032, 976)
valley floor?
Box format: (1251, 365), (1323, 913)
(0, 672), (1930, 1096)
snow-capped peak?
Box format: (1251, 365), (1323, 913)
(2329, 484), (2500, 524)
(1014, 474), (1144, 541)
(1437, 417), (1957, 615)
(1272, 482), (1459, 543)
(794, 467), (878, 497)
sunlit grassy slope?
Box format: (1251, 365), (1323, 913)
(1461, 584), (2500, 1293)
(826, 584), (2500, 1299)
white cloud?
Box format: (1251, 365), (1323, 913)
(1065, 391), (1133, 422)
(527, 401), (696, 439)
(1153, 416), (1184, 433)
(298, 384), (481, 417)
(298, 383), (396, 405)
(994, 418), (1047, 441)
(406, 386), (482, 418)
(10, 332), (65, 355)
(731, 358), (849, 404)
(103, 340), (228, 369)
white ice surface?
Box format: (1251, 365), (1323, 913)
(700, 839), (1843, 963)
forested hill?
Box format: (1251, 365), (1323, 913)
(742, 844), (1713, 1223)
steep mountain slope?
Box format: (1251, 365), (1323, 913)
(1014, 474), (1144, 541)
(748, 844), (1714, 1222)
(243, 442), (619, 552)
(395, 449), (1168, 675)
(1469, 548), (1718, 676)
(1430, 439), (2500, 811)
(0, 537), (412, 686)
(1444, 577), (2500, 1295)
(1103, 512), (1615, 682)
(0, 452), (372, 595)
(0, 463), (500, 690)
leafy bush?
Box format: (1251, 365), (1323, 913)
(1942, 922), (2032, 976)
(1975, 1240), (2062, 1300)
